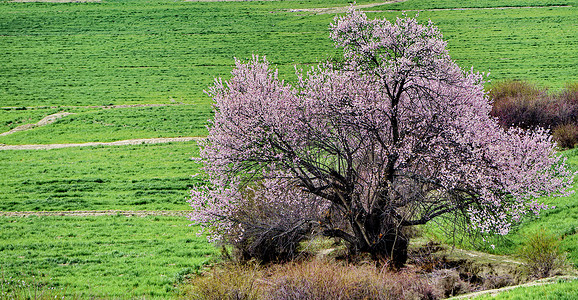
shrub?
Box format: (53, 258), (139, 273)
(223, 181), (324, 263)
(560, 82), (578, 105)
(489, 80), (554, 129)
(553, 124), (578, 149)
(481, 274), (516, 290)
(516, 229), (568, 279)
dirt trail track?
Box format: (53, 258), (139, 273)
(0, 112), (75, 137)
(0, 210), (189, 217)
(0, 137), (205, 150)
(288, 0), (406, 14)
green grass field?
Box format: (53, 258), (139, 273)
(1, 0), (576, 109)
(0, 105), (210, 145)
(0, 216), (217, 298)
(0, 142), (204, 211)
(1, 0), (577, 298)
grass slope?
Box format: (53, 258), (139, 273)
(0, 215), (217, 298)
(0, 104), (210, 144)
(0, 142), (204, 211)
(1, 0), (576, 108)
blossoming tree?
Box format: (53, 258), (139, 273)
(189, 8), (574, 267)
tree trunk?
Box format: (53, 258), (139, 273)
(345, 214), (409, 268)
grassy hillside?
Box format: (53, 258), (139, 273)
(1, 0), (576, 109)
(0, 142), (203, 211)
(1, 0), (577, 298)
(0, 215), (217, 298)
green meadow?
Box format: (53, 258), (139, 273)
(0, 216), (217, 298)
(1, 0), (577, 298)
(1, 0), (576, 109)
(0, 105), (210, 145)
(0, 142), (203, 211)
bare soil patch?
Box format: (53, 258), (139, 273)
(0, 136), (205, 150)
(288, 0), (406, 14)
(0, 112), (74, 137)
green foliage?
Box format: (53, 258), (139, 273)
(0, 216), (218, 298)
(0, 142), (204, 211)
(516, 229), (567, 278)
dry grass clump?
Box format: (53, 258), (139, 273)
(263, 260), (439, 300)
(183, 259), (452, 300)
(181, 263), (265, 300)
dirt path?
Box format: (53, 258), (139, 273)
(1, 103), (182, 111)
(0, 112), (75, 137)
(288, 0), (406, 14)
(451, 276), (578, 299)
(0, 136), (205, 150)
(0, 210), (189, 217)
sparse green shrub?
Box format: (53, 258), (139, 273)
(516, 229), (568, 279)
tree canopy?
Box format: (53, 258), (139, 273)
(189, 8), (574, 267)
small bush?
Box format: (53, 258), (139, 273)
(490, 80), (578, 149)
(560, 82), (578, 105)
(225, 182), (325, 263)
(516, 229), (568, 279)
(553, 124), (578, 149)
(489, 80), (553, 129)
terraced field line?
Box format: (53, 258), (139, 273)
(0, 210), (189, 217)
(0, 103), (182, 110)
(366, 5), (572, 12)
(0, 137), (205, 150)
